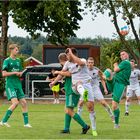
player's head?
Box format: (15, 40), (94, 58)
(9, 44), (19, 56)
(130, 59), (136, 68)
(65, 48), (77, 61)
(87, 57), (94, 69)
(58, 53), (67, 66)
(120, 50), (129, 60)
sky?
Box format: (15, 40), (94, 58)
(8, 7), (140, 39)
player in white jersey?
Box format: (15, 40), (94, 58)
(77, 57), (114, 122)
(63, 48), (97, 136)
(125, 59), (140, 116)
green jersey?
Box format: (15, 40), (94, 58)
(64, 77), (74, 96)
(2, 57), (23, 88)
(114, 60), (131, 86)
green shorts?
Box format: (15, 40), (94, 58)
(65, 93), (80, 108)
(5, 86), (25, 101)
(106, 78), (126, 103)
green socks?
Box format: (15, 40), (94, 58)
(73, 113), (87, 128)
(23, 112), (29, 125)
(2, 110), (12, 123)
(113, 108), (120, 124)
(64, 114), (71, 131)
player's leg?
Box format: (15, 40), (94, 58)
(18, 88), (32, 128)
(84, 83), (97, 136)
(135, 87), (140, 105)
(94, 86), (114, 122)
(0, 87), (19, 127)
(52, 86), (57, 104)
(19, 98), (32, 128)
(76, 82), (88, 102)
(55, 84), (60, 104)
(125, 88), (132, 116)
(77, 100), (84, 116)
(112, 82), (126, 128)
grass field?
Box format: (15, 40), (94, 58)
(0, 101), (139, 139)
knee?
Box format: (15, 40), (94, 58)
(21, 100), (27, 108)
(12, 101), (19, 108)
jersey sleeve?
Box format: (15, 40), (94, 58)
(62, 61), (68, 71)
(2, 59), (9, 71)
(118, 61), (128, 70)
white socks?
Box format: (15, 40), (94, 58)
(125, 101), (130, 112)
(89, 111), (96, 130)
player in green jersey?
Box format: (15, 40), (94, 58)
(50, 53), (90, 134)
(104, 50), (131, 129)
(1, 44), (32, 128)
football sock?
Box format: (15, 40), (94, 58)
(64, 113), (71, 131)
(77, 106), (83, 116)
(104, 104), (113, 117)
(23, 112), (29, 125)
(113, 108), (120, 125)
(125, 101), (130, 112)
(73, 113), (87, 128)
(89, 111), (96, 130)
(2, 110), (12, 123)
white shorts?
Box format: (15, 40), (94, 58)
(126, 86), (140, 97)
(93, 86), (104, 100)
(79, 83), (94, 102)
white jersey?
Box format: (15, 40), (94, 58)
(63, 58), (92, 85)
(88, 67), (100, 87)
(128, 68), (140, 88)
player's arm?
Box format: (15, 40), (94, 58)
(54, 70), (71, 77)
(2, 71), (20, 77)
(98, 70), (108, 94)
(68, 48), (85, 66)
(113, 62), (120, 72)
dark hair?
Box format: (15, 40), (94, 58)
(65, 48), (77, 55)
(130, 59), (135, 63)
(87, 57), (94, 61)
(119, 49), (128, 54)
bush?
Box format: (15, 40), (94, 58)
(0, 73), (5, 97)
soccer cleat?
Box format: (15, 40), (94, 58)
(92, 130), (98, 136)
(60, 130), (70, 134)
(24, 124), (32, 128)
(83, 90), (88, 102)
(114, 124), (120, 129)
(81, 125), (90, 134)
(0, 121), (11, 127)
(125, 112), (129, 116)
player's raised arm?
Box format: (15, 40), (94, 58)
(98, 70), (108, 94)
(65, 48), (85, 66)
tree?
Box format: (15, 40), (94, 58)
(84, 0), (140, 67)
(0, 0), (83, 69)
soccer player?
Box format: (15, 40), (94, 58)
(104, 50), (131, 128)
(1, 44), (32, 128)
(62, 48), (97, 136)
(50, 53), (90, 134)
(77, 57), (114, 122)
(47, 69), (60, 104)
(125, 59), (140, 116)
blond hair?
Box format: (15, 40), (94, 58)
(58, 53), (67, 61)
(9, 44), (19, 51)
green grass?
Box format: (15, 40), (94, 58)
(0, 102), (139, 139)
